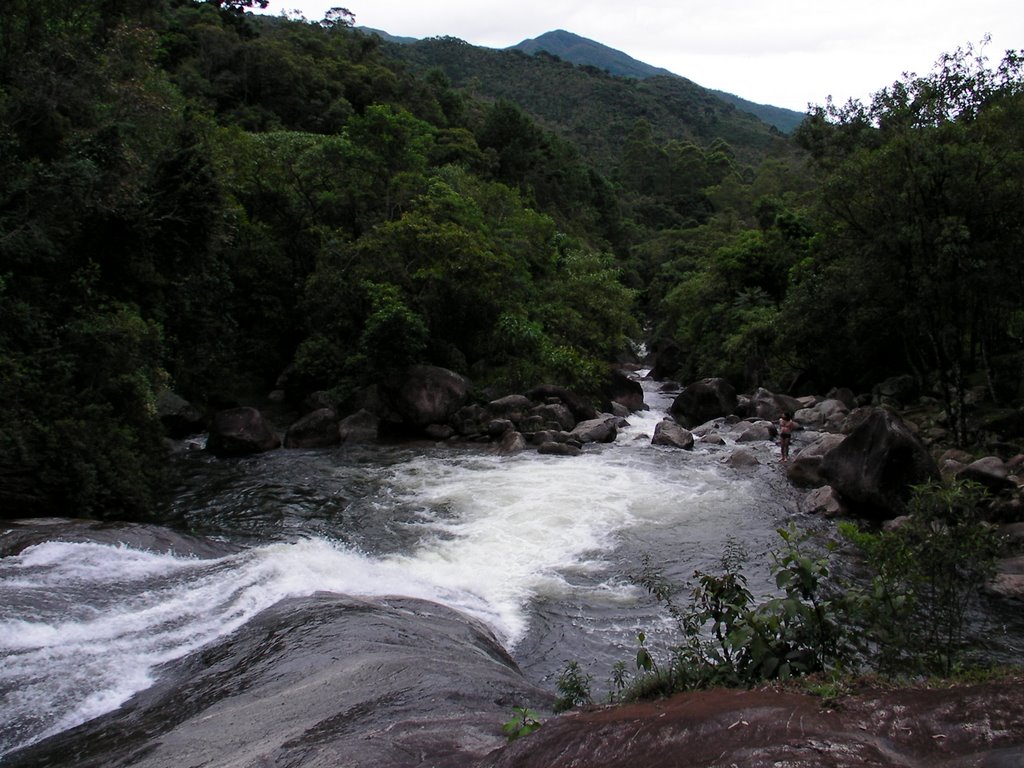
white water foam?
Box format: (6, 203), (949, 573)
(0, 413), (758, 757)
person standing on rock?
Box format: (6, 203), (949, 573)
(778, 412), (796, 462)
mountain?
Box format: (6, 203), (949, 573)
(382, 35), (790, 174)
(510, 31), (805, 133)
(357, 27), (419, 45)
(510, 29), (676, 80)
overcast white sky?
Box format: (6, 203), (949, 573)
(259, 1), (1021, 112)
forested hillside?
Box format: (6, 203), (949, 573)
(1, 0), (1022, 519)
(506, 29), (805, 133)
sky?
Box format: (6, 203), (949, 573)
(257, 1), (1022, 112)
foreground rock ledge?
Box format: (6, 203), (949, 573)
(480, 680), (1024, 768)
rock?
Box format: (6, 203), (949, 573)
(698, 434), (726, 446)
(735, 421), (774, 443)
(670, 378), (738, 429)
(379, 365), (470, 431)
(744, 387), (803, 421)
(478, 681), (1024, 768)
(452, 403), (488, 437)
(986, 556), (1024, 600)
(487, 419), (515, 438)
(872, 374), (919, 408)
(496, 431), (527, 454)
(987, 573), (1024, 601)
(819, 408), (940, 520)
(1000, 522), (1024, 545)
(800, 486), (846, 517)
(7, 595), (552, 768)
(487, 395), (534, 424)
(156, 390), (205, 438)
(538, 441), (582, 457)
(725, 449), (759, 468)
(338, 409), (379, 445)
(283, 408), (340, 449)
(604, 369), (645, 412)
(826, 386), (857, 410)
(206, 407), (281, 457)
(524, 384), (598, 423)
(956, 456), (1017, 492)
(529, 403), (576, 432)
(651, 420), (694, 450)
(302, 390), (340, 414)
(786, 433), (846, 488)
(424, 423), (455, 441)
(570, 417), (618, 444)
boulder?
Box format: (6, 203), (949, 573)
(956, 456), (1017, 492)
(819, 408), (940, 520)
(538, 441), (582, 457)
(529, 403), (576, 432)
(651, 420), (694, 450)
(725, 449), (759, 468)
(487, 395), (534, 424)
(793, 399), (848, 433)
(496, 431), (527, 454)
(207, 407), (281, 457)
(735, 421), (774, 443)
(745, 388), (803, 422)
(424, 424), (455, 441)
(786, 433), (846, 488)
(524, 384), (598, 423)
(604, 369), (645, 412)
(570, 417), (619, 444)
(380, 365), (470, 431)
(452, 403), (488, 437)
(872, 374), (919, 408)
(487, 419), (515, 438)
(826, 386), (857, 410)
(670, 378), (738, 429)
(283, 408), (340, 449)
(156, 390), (206, 439)
(338, 409), (379, 445)
(800, 485), (846, 517)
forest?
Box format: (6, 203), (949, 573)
(0, 0), (1022, 519)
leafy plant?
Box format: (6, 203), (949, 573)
(553, 660), (593, 713)
(839, 479), (1005, 676)
(501, 706), (542, 742)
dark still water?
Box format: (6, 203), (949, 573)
(0, 380), (811, 759)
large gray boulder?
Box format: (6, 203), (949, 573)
(487, 395), (534, 424)
(670, 378), (738, 429)
(284, 408), (340, 449)
(207, 407), (281, 457)
(744, 388), (803, 422)
(524, 384), (598, 422)
(786, 433), (846, 487)
(156, 390), (206, 438)
(338, 409), (379, 445)
(529, 402), (576, 432)
(651, 420), (694, 450)
(380, 365), (470, 431)
(604, 369), (646, 412)
(570, 416), (619, 444)
(820, 408), (939, 520)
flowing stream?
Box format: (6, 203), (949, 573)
(0, 378), (806, 759)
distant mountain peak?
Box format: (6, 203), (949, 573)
(509, 29), (804, 133)
(510, 30), (677, 80)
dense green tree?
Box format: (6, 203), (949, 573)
(792, 44), (1024, 437)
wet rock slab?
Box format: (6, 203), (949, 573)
(5, 593), (552, 768)
(479, 681), (1024, 768)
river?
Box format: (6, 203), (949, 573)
(0, 377), (810, 762)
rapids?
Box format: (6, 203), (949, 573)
(0, 378), (806, 760)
